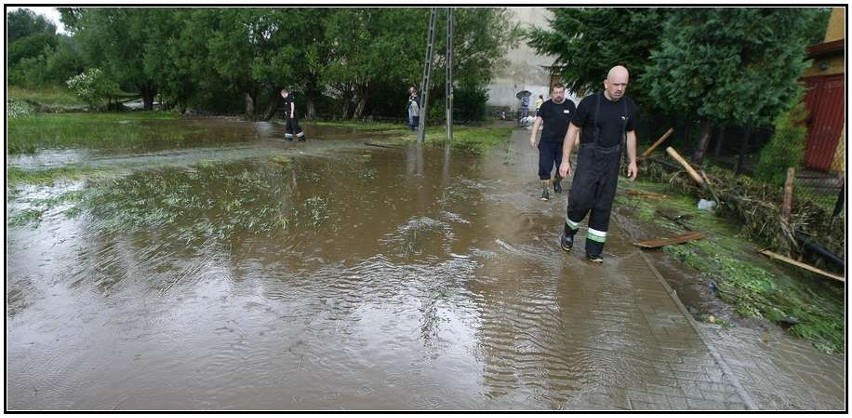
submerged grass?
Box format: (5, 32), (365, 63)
(424, 126), (514, 154)
(77, 160), (293, 241)
(7, 111), (188, 154)
(312, 119), (512, 154)
(616, 180), (844, 354)
(7, 166), (111, 186)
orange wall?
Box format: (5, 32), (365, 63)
(824, 8), (845, 42)
(803, 8), (845, 78)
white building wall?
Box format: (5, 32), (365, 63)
(486, 7), (580, 113)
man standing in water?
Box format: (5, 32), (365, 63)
(558, 66), (638, 263)
(407, 86), (421, 131)
(529, 83), (576, 201)
(280, 88), (305, 141)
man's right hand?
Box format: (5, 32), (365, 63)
(529, 137), (537, 149)
(559, 160), (571, 178)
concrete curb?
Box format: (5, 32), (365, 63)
(636, 249), (760, 410)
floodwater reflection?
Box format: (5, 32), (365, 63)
(7, 120), (749, 410)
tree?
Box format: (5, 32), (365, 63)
(755, 98), (807, 186)
(436, 8), (521, 100)
(248, 8), (331, 119)
(73, 8), (165, 110)
(644, 8), (816, 164)
(526, 8), (670, 109)
(64, 7), (517, 119)
(7, 8), (60, 86)
(66, 67), (121, 110)
(7, 8), (55, 43)
(319, 9), (424, 119)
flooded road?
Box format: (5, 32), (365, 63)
(6, 119), (841, 410)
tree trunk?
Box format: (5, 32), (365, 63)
(244, 92), (255, 117)
(713, 125), (726, 157)
(735, 127), (752, 175)
(341, 100), (350, 119)
(692, 119), (714, 164)
(306, 99), (315, 119)
(263, 88), (279, 121)
(353, 96), (367, 119)
(140, 84), (157, 111)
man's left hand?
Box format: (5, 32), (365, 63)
(627, 161), (638, 181)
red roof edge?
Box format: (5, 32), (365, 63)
(807, 39), (845, 59)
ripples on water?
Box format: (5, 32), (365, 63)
(7, 126), (672, 410)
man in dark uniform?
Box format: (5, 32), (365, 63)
(529, 83), (576, 201)
(280, 88), (305, 141)
(558, 66), (639, 263)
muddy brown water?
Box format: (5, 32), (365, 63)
(5, 119), (797, 410)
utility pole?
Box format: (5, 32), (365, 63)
(445, 8), (454, 143)
(418, 8), (438, 144)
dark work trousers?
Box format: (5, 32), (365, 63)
(537, 141), (563, 180)
(284, 115), (304, 140)
(564, 143), (621, 256)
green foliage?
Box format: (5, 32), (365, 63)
(452, 84), (490, 122)
(804, 8), (833, 44)
(526, 8), (670, 110)
(7, 8), (56, 42)
(619, 180), (844, 354)
(7, 85), (84, 107)
(63, 8), (513, 119)
(65, 67), (121, 110)
(755, 98), (808, 186)
(8, 9), (84, 88)
(646, 9), (815, 128)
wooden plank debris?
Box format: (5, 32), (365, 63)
(758, 249), (845, 282)
(634, 231), (705, 249)
(666, 147), (704, 185)
(641, 127), (675, 159)
(625, 189), (669, 200)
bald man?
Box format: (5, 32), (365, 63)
(557, 65), (639, 263)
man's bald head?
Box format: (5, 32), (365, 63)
(604, 65), (629, 101)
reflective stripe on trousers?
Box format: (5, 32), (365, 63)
(564, 143), (622, 241)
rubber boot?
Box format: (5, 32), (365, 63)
(539, 180), (550, 201)
(585, 240), (604, 263)
(560, 224), (577, 252)
(553, 174), (563, 194)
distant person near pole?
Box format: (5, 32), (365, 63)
(407, 86), (421, 131)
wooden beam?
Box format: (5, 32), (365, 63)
(641, 127), (675, 159)
(625, 189), (669, 200)
(666, 146), (704, 185)
(759, 249), (845, 282)
(634, 231), (705, 249)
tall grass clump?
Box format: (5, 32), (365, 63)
(7, 112), (184, 154)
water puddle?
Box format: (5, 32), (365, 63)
(6, 120), (819, 410)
